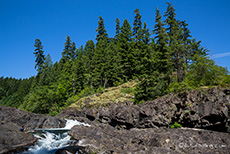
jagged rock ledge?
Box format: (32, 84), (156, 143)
(69, 123), (230, 154)
(59, 87), (230, 132)
(0, 105), (66, 154)
(58, 87), (230, 153)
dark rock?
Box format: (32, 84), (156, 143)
(55, 146), (89, 154)
(0, 105), (66, 153)
(0, 122), (37, 154)
(59, 87), (230, 132)
(69, 124), (230, 154)
(0, 105), (66, 130)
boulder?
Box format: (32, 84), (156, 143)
(0, 105), (66, 153)
(0, 105), (66, 130)
(55, 146), (90, 154)
(0, 122), (37, 154)
(69, 124), (230, 154)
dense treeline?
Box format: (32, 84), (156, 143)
(1, 3), (229, 115)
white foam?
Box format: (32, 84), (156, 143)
(23, 119), (90, 154)
(64, 119), (90, 129)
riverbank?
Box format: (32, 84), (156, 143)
(0, 106), (65, 153)
(1, 86), (230, 153)
(61, 86), (230, 153)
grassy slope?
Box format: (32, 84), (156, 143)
(69, 80), (138, 109)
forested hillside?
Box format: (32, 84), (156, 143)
(1, 3), (229, 115)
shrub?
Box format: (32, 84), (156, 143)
(170, 122), (182, 128)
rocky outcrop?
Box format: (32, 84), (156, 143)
(0, 105), (66, 153)
(55, 146), (90, 154)
(69, 123), (230, 154)
(0, 122), (37, 154)
(0, 105), (66, 130)
(59, 87), (230, 132)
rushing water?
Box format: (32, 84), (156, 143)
(19, 119), (90, 154)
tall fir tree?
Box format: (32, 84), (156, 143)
(132, 9), (146, 77)
(84, 40), (95, 87)
(117, 19), (133, 82)
(142, 22), (151, 45)
(96, 16), (108, 43)
(115, 18), (121, 42)
(164, 2), (184, 82)
(133, 8), (142, 42)
(39, 54), (54, 86)
(154, 8), (170, 75)
(34, 39), (45, 74)
(72, 46), (86, 93)
(93, 16), (109, 88)
(61, 35), (74, 63)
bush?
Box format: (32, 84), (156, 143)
(78, 87), (96, 98)
(170, 122), (182, 128)
(96, 86), (104, 93)
(167, 82), (192, 93)
(134, 72), (167, 104)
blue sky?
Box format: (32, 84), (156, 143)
(0, 0), (229, 79)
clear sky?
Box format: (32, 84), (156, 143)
(0, 0), (229, 79)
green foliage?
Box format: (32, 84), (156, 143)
(167, 82), (192, 93)
(2, 3), (229, 115)
(120, 87), (134, 94)
(117, 19), (133, 82)
(135, 72), (167, 104)
(170, 122), (182, 128)
(34, 39), (45, 74)
(185, 110), (190, 114)
(61, 35), (76, 62)
(185, 56), (229, 86)
(78, 87), (96, 98)
(96, 86), (104, 93)
(0, 76), (35, 108)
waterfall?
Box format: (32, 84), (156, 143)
(20, 119), (90, 154)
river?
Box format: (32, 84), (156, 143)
(18, 119), (90, 154)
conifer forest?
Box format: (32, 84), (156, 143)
(1, 3), (229, 115)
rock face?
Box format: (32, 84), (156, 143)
(0, 105), (66, 130)
(0, 105), (66, 153)
(59, 87), (230, 153)
(59, 87), (230, 132)
(0, 122), (37, 154)
(69, 123), (230, 154)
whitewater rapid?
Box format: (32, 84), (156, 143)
(20, 119), (90, 154)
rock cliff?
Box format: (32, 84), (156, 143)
(0, 105), (66, 153)
(59, 87), (230, 132)
(58, 86), (230, 153)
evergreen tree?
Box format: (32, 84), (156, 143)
(164, 2), (177, 45)
(154, 8), (170, 75)
(39, 54), (54, 86)
(133, 9), (142, 42)
(115, 18), (121, 42)
(84, 40), (95, 87)
(104, 38), (122, 87)
(164, 2), (184, 82)
(71, 42), (77, 60)
(117, 19), (133, 82)
(142, 22), (151, 45)
(132, 9), (146, 77)
(34, 39), (45, 74)
(61, 35), (74, 62)
(141, 22), (154, 75)
(96, 16), (108, 43)
(72, 46), (86, 93)
(93, 16), (109, 88)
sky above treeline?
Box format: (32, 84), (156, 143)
(0, 0), (229, 79)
